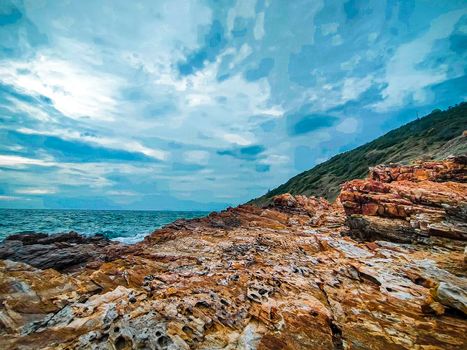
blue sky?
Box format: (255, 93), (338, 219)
(0, 0), (466, 210)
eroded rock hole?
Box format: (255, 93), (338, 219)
(182, 325), (194, 337)
(115, 336), (130, 350)
(157, 335), (171, 349)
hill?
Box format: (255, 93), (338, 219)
(249, 102), (467, 206)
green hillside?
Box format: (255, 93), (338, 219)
(250, 102), (467, 206)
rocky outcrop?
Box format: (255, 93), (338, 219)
(340, 157), (467, 243)
(0, 232), (128, 271)
(369, 155), (467, 183)
(0, 158), (466, 349)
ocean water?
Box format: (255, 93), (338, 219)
(0, 209), (208, 244)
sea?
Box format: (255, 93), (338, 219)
(0, 209), (208, 244)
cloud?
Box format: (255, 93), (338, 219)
(373, 8), (467, 111)
(0, 54), (122, 121)
(336, 117), (359, 134)
(177, 20), (227, 76)
(253, 12), (265, 40)
(16, 128), (167, 161)
(331, 34), (343, 46)
(184, 150), (209, 165)
(341, 76), (374, 102)
(0, 0), (466, 209)
(0, 196), (25, 201)
(0, 154), (56, 167)
(107, 190), (138, 196)
(321, 23), (339, 36)
(15, 188), (56, 195)
(4, 95), (53, 122)
(223, 133), (254, 146)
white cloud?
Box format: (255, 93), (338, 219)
(184, 150), (210, 165)
(4, 145), (25, 152)
(15, 188), (56, 195)
(4, 96), (53, 122)
(373, 8), (467, 111)
(16, 127), (168, 161)
(0, 155), (56, 167)
(0, 54), (122, 121)
(140, 50), (277, 149)
(228, 44), (252, 69)
(254, 105), (284, 118)
(186, 94), (214, 107)
(254, 12), (265, 40)
(341, 76), (373, 102)
(340, 54), (362, 70)
(321, 22), (339, 36)
(0, 196), (20, 201)
(223, 133), (253, 146)
(331, 34), (343, 46)
(107, 190), (138, 196)
(336, 118), (359, 134)
(302, 74), (373, 112)
(227, 0), (257, 34)
(260, 154), (289, 165)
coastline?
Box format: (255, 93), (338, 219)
(0, 209), (209, 244)
(0, 157), (466, 349)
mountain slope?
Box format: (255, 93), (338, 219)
(250, 102), (467, 206)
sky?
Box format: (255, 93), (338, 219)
(0, 0), (466, 210)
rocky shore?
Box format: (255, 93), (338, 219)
(0, 157), (466, 349)
(0, 231), (128, 272)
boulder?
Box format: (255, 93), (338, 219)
(0, 232), (127, 271)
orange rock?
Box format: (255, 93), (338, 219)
(1, 158), (466, 349)
(341, 157), (467, 242)
(362, 203), (379, 215)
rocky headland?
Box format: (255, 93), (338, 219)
(0, 157), (466, 349)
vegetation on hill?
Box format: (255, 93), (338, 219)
(249, 102), (467, 206)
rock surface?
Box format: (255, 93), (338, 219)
(0, 232), (128, 271)
(0, 158), (466, 349)
(341, 157), (467, 242)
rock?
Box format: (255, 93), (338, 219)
(369, 156), (467, 183)
(346, 215), (418, 243)
(0, 232), (127, 271)
(422, 301), (445, 316)
(1, 158), (466, 349)
(435, 282), (467, 315)
(340, 158), (467, 243)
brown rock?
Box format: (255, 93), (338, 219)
(341, 158), (467, 243)
(1, 158), (466, 349)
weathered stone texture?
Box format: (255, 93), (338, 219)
(0, 158), (466, 349)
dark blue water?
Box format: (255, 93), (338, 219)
(0, 209), (208, 244)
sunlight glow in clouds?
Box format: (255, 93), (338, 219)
(0, 55), (121, 121)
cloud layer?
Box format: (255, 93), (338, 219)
(0, 0), (466, 209)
